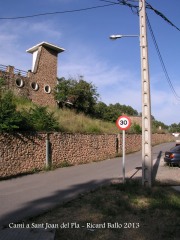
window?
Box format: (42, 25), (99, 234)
(31, 82), (39, 91)
(16, 78), (24, 88)
(44, 85), (51, 94)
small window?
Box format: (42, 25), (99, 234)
(31, 82), (39, 91)
(16, 78), (24, 88)
(44, 85), (51, 94)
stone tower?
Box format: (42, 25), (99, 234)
(26, 42), (65, 107)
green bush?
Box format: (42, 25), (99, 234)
(128, 123), (142, 134)
(0, 91), (25, 132)
(22, 106), (60, 131)
(0, 84), (60, 132)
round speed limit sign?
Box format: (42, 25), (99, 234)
(116, 115), (131, 131)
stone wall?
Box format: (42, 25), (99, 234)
(0, 132), (174, 179)
(50, 133), (117, 166)
(0, 65), (30, 98)
(0, 133), (47, 178)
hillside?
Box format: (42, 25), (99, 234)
(14, 95), (118, 134)
(1, 92), (170, 134)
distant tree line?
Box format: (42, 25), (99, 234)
(169, 123), (180, 132)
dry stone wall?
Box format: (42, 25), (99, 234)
(0, 132), (174, 179)
(0, 133), (46, 178)
(50, 133), (117, 166)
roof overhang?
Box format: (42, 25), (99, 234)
(26, 41), (65, 54)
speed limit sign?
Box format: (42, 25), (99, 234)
(116, 115), (131, 131)
(116, 115), (131, 183)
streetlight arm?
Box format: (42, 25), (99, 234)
(109, 34), (139, 40)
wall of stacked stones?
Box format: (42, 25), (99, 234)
(0, 132), (174, 179)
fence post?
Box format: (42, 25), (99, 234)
(116, 133), (121, 154)
(46, 133), (51, 168)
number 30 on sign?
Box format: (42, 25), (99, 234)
(116, 115), (131, 131)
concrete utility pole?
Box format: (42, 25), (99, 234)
(139, 0), (152, 187)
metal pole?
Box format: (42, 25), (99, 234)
(139, 0), (152, 187)
(122, 130), (125, 183)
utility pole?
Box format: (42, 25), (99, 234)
(139, 0), (152, 187)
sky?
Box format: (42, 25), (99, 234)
(0, 0), (179, 125)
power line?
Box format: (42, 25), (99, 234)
(0, 0), (179, 34)
(146, 1), (180, 32)
(146, 14), (180, 101)
(0, 3), (118, 20)
(100, 0), (139, 13)
(101, 1), (180, 32)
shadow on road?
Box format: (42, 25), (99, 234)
(128, 167), (142, 180)
(0, 178), (114, 228)
(152, 151), (162, 182)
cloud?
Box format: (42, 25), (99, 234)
(29, 21), (62, 39)
(58, 41), (141, 110)
(0, 18), (179, 125)
(58, 41), (180, 125)
(0, 20), (63, 70)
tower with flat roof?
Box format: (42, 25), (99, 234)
(26, 42), (65, 106)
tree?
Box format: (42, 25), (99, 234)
(97, 103), (138, 122)
(0, 91), (24, 132)
(54, 78), (73, 107)
(22, 106), (59, 131)
(169, 123), (180, 133)
(55, 77), (99, 115)
(94, 101), (108, 119)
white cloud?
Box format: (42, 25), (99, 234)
(0, 20), (63, 70)
(58, 44), (142, 114)
(29, 21), (62, 39)
(0, 18), (179, 125)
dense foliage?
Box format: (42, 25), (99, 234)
(94, 102), (138, 122)
(55, 77), (139, 122)
(0, 91), (24, 132)
(169, 123), (180, 132)
(0, 76), (178, 133)
(21, 106), (59, 131)
(0, 78), (59, 132)
(55, 77), (99, 115)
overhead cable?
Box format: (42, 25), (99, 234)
(0, 3), (118, 20)
(147, 14), (180, 100)
(146, 1), (180, 32)
(101, 0), (180, 32)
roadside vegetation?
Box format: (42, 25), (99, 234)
(0, 76), (179, 134)
(28, 180), (180, 240)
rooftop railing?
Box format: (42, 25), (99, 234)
(0, 64), (28, 77)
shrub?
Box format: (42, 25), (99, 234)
(22, 106), (60, 131)
(0, 91), (24, 132)
(128, 123), (142, 134)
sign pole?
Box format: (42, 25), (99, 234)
(116, 115), (131, 184)
(122, 130), (125, 183)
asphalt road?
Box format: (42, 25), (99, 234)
(0, 142), (175, 227)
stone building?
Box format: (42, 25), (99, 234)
(129, 116), (142, 127)
(0, 42), (65, 107)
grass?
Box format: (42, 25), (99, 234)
(13, 95), (170, 135)
(52, 107), (118, 134)
(13, 95), (36, 111)
(27, 180), (180, 240)
(13, 95), (118, 134)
